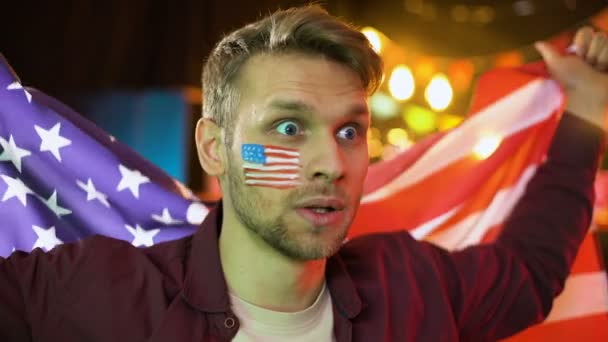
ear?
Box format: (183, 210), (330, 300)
(195, 118), (225, 176)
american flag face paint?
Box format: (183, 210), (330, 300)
(241, 144), (301, 189)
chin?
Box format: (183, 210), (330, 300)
(285, 229), (347, 260)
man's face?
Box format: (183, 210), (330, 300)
(223, 53), (370, 260)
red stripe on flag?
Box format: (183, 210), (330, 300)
(502, 313), (608, 342)
(468, 69), (560, 117)
(570, 233), (604, 274)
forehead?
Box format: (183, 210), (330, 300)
(235, 53), (368, 117)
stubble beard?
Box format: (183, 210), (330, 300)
(225, 155), (349, 261)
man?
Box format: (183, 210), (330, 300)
(0, 5), (607, 342)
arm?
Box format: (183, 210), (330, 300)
(0, 252), (31, 341)
(439, 28), (608, 340)
(437, 112), (604, 340)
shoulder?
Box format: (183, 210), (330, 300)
(22, 234), (192, 286)
(333, 232), (461, 315)
(2, 235), (141, 295)
(339, 231), (421, 257)
(336, 231), (452, 277)
(74, 234), (191, 277)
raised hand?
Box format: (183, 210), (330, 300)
(535, 26), (608, 130)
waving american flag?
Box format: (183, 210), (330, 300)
(0, 54), (209, 256)
(0, 51), (606, 340)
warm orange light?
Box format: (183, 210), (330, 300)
(494, 51), (524, 68)
(415, 58), (436, 81)
(361, 27), (382, 53)
(368, 138), (384, 158)
(425, 74), (453, 112)
(451, 5), (469, 22)
(388, 65), (415, 101)
(472, 6), (495, 24)
(448, 59), (475, 92)
(403, 105), (437, 134)
(473, 134), (502, 159)
(386, 128), (412, 149)
(438, 113), (463, 131)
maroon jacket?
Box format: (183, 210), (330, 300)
(0, 114), (604, 342)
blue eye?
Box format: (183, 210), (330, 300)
(276, 121), (301, 136)
(337, 126), (359, 140)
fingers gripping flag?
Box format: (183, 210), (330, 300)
(0, 51), (606, 340)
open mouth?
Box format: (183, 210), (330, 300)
(296, 206), (344, 227)
(294, 197), (346, 226)
(307, 206), (337, 214)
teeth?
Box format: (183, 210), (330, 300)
(312, 207), (330, 213)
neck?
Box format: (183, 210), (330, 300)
(219, 211), (326, 312)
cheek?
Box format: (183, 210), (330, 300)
(348, 147), (369, 180)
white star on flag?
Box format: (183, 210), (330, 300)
(31, 225), (63, 251)
(152, 208), (183, 225)
(186, 202), (209, 225)
(34, 123), (72, 162)
(43, 190), (72, 217)
(6, 81), (32, 103)
(1, 175), (34, 206)
(0, 135), (31, 172)
(125, 224), (160, 247)
(117, 164), (150, 198)
(76, 178), (110, 207)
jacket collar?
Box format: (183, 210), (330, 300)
(182, 202), (231, 312)
(326, 252), (362, 318)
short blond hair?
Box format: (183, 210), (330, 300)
(201, 5), (383, 136)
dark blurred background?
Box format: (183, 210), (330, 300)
(2, 0), (606, 95)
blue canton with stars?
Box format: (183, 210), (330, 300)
(0, 54), (211, 257)
(242, 144), (267, 164)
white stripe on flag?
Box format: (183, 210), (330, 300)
(362, 79), (562, 204)
(456, 165), (537, 248)
(243, 163), (300, 171)
(245, 172), (299, 180)
(410, 207), (460, 240)
(420, 165), (537, 250)
(545, 272), (608, 323)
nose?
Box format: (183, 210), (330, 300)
(303, 133), (345, 184)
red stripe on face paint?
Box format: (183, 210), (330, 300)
(264, 145), (299, 152)
(244, 168), (300, 173)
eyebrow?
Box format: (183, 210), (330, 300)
(267, 99), (314, 113)
(266, 99), (369, 118)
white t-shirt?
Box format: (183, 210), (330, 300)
(229, 282), (336, 341)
